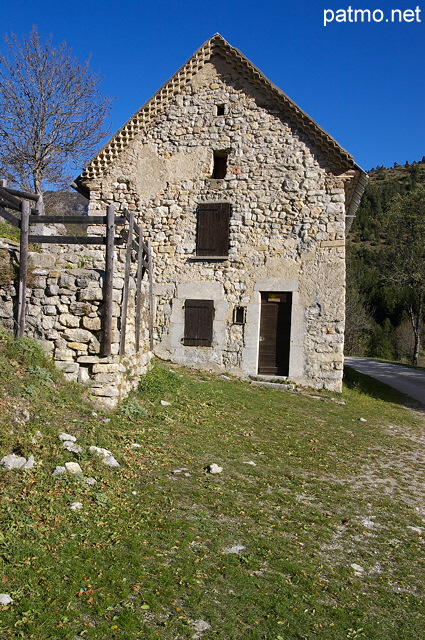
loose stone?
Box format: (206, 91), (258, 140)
(208, 463), (223, 474)
(89, 446), (112, 458)
(53, 466), (66, 476)
(0, 454), (34, 470)
(65, 461), (83, 475)
(224, 545), (246, 554)
(102, 455), (120, 468)
(59, 432), (76, 442)
(62, 441), (83, 454)
(70, 502), (83, 510)
(350, 563), (365, 573)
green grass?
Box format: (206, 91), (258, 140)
(0, 334), (424, 639)
(0, 221), (20, 244)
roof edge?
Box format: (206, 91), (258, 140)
(76, 34), (360, 185)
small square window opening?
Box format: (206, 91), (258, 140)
(233, 306), (246, 325)
(216, 104), (225, 116)
(213, 151), (228, 179)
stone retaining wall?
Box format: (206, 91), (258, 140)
(0, 238), (152, 408)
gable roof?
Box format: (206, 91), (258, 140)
(75, 34), (365, 193)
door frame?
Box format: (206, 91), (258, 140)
(241, 278), (304, 378)
(258, 291), (292, 376)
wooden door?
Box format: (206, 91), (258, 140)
(258, 292), (292, 375)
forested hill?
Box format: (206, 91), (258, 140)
(346, 158), (425, 365)
(349, 158), (425, 244)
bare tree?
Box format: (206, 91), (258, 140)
(0, 26), (111, 203)
(344, 278), (375, 356)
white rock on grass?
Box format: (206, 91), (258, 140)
(23, 455), (35, 469)
(242, 460), (257, 466)
(89, 446), (119, 468)
(0, 593), (13, 605)
(407, 525), (423, 534)
(89, 446), (112, 458)
(160, 400), (171, 406)
(351, 563), (365, 574)
(58, 432), (76, 442)
(131, 443), (142, 448)
(102, 455), (120, 468)
(53, 466), (66, 476)
(190, 619), (211, 638)
(69, 502), (83, 510)
(224, 544), (246, 554)
(208, 463), (223, 474)
(84, 477), (97, 486)
(62, 441), (83, 454)
(0, 454), (34, 470)
(65, 462), (83, 475)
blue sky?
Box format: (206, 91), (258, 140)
(2, 0), (424, 171)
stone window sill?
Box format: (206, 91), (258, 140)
(188, 256), (229, 262)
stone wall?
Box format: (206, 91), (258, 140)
(77, 58), (357, 392)
(0, 238), (152, 408)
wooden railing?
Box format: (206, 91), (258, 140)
(0, 180), (153, 355)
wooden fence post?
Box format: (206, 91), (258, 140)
(135, 226), (144, 353)
(119, 210), (134, 355)
(103, 205), (115, 356)
(17, 200), (30, 338)
(148, 240), (154, 351)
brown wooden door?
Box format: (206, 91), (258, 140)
(258, 292), (292, 375)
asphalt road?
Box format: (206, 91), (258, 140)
(345, 357), (425, 407)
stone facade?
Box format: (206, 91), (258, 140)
(75, 35), (367, 392)
(0, 239), (151, 408)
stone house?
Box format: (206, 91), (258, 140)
(74, 34), (367, 392)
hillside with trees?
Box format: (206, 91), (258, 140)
(346, 159), (425, 364)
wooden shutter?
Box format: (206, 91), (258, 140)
(196, 203), (231, 256)
(183, 299), (214, 346)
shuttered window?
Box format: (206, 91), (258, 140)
(183, 299), (214, 346)
(196, 202), (231, 257)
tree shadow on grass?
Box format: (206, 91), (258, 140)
(343, 365), (425, 412)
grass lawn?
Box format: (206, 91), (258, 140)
(0, 331), (424, 639)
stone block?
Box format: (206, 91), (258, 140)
(44, 305), (57, 316)
(63, 328), (94, 343)
(70, 302), (93, 316)
(92, 363), (123, 374)
(55, 348), (75, 361)
(42, 316), (55, 330)
(77, 355), (107, 363)
(78, 367), (91, 384)
(83, 316), (101, 331)
(59, 274), (76, 289)
(46, 284), (59, 296)
(92, 373), (118, 383)
(55, 361), (79, 373)
(68, 342), (89, 352)
(78, 287), (103, 302)
(89, 386), (119, 398)
(59, 314), (80, 328)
